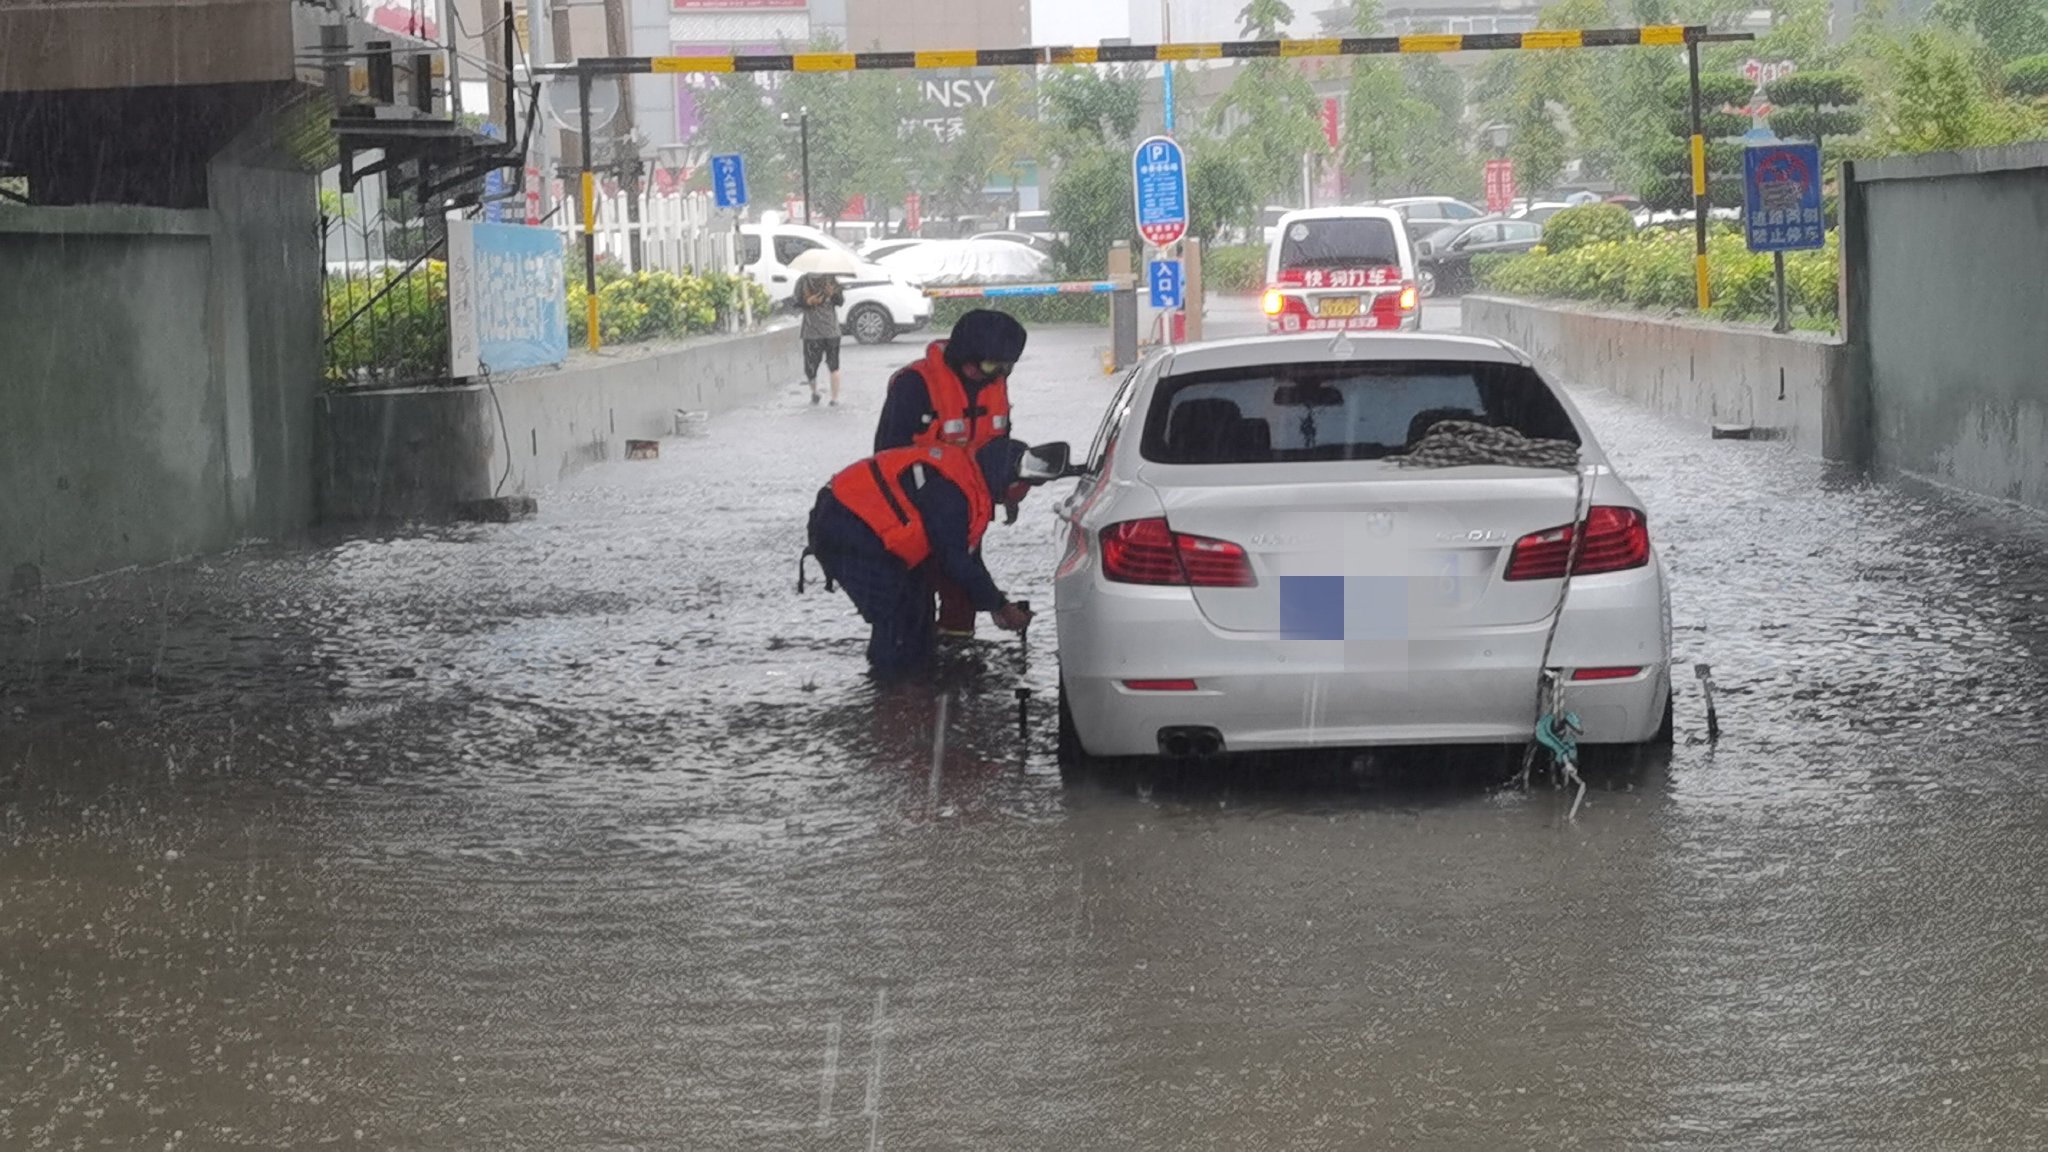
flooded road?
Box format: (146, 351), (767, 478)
(7, 300), (2048, 1149)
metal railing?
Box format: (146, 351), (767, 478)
(322, 175), (454, 389)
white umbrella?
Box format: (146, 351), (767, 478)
(789, 247), (860, 276)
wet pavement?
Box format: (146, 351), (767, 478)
(7, 297), (2048, 1149)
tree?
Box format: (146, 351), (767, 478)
(1766, 71), (1865, 143)
(1933, 0), (2048, 63)
(1868, 26), (2044, 153)
(1185, 142), (1259, 244)
(1042, 65), (1142, 158)
(779, 38), (927, 222)
(1340, 0), (1465, 199)
(1048, 147), (1136, 276)
(1211, 0), (1327, 203)
(694, 75), (793, 206)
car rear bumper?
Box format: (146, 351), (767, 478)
(1057, 568), (1669, 758)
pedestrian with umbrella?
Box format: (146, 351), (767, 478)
(789, 248), (854, 406)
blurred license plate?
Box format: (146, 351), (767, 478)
(1315, 296), (1361, 318)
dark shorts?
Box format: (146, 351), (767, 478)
(803, 337), (842, 379)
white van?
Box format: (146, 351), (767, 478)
(1259, 207), (1421, 334)
(739, 223), (933, 344)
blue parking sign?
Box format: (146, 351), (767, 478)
(1148, 259), (1183, 309)
(1743, 141), (1825, 253)
(1132, 136), (1188, 248)
(711, 154), (748, 210)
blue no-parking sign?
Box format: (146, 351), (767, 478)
(1743, 141), (1825, 253)
(711, 154), (749, 210)
(1148, 259), (1183, 309)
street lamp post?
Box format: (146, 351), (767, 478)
(781, 107), (811, 226)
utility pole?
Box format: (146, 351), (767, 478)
(526, 0), (552, 223)
(783, 108), (811, 226)
(601, 0), (643, 269)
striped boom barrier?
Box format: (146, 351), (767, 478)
(924, 280), (1129, 300)
(555, 26), (1701, 77)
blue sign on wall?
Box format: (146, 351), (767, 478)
(1132, 135), (1188, 248)
(711, 154), (749, 210)
(448, 220), (569, 378)
(1148, 259), (1183, 309)
(1743, 141), (1825, 254)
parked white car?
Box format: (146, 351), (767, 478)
(871, 237), (1052, 285)
(739, 223), (932, 345)
(1051, 331), (1673, 763)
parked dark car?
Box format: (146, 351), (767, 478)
(1414, 216), (1546, 297)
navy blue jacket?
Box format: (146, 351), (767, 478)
(813, 465), (1006, 613)
(874, 362), (1008, 454)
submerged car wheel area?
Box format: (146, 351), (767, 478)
(1052, 332), (1672, 767)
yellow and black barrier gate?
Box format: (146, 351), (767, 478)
(546, 26), (1751, 350)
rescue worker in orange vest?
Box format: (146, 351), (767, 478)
(805, 437), (1034, 676)
(872, 309), (1031, 642)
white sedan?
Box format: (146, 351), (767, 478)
(1051, 332), (1672, 763)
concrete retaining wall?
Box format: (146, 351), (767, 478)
(1, 157), (320, 588)
(1843, 144), (2048, 513)
(317, 323), (802, 523)
(1461, 295), (1854, 460)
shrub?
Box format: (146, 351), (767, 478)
(1542, 204), (1634, 254)
(567, 267), (771, 347)
(1476, 227), (1841, 329)
(1203, 244), (1267, 293)
(2005, 55), (2048, 100)
(932, 293), (1111, 328)
(323, 262), (449, 384)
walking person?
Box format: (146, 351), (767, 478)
(795, 269), (845, 405)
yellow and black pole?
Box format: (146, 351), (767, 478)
(578, 67), (600, 351)
(1686, 31), (1709, 311)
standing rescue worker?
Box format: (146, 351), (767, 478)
(872, 309), (1031, 641)
(805, 438), (1034, 676)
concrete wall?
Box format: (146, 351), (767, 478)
(0, 211), (226, 586)
(1843, 145), (2048, 513)
(317, 324), (803, 523)
(1461, 295), (1853, 460)
(0, 157), (322, 587)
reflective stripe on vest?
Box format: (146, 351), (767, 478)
(911, 341), (1014, 453)
(829, 445), (995, 566)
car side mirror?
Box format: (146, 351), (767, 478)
(1018, 441), (1078, 483)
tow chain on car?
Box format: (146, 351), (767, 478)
(1393, 419), (1593, 818)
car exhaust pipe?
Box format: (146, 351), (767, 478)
(1157, 727), (1225, 759)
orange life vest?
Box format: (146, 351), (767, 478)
(909, 341), (1012, 451)
(829, 444), (995, 567)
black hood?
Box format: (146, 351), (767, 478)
(941, 309), (1028, 371)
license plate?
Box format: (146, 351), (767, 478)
(1315, 296), (1361, 318)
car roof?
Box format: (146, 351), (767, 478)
(1274, 206), (1403, 225)
(1150, 332), (1530, 376)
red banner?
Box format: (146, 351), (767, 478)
(1484, 158), (1517, 215)
(905, 192), (922, 232)
(1322, 98), (1340, 152)
(523, 166), (541, 225)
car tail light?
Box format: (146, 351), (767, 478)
(1571, 666), (1644, 681)
(1124, 679), (1199, 691)
(1505, 506), (1650, 581)
(1260, 288), (1285, 316)
(1398, 284), (1418, 310)
(1100, 518), (1256, 587)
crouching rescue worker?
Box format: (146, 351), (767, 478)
(873, 308), (1032, 642)
(805, 437), (1034, 677)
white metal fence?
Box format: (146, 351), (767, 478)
(549, 189), (742, 277)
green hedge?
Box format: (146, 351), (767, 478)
(1475, 227), (1840, 328)
(567, 269), (768, 346)
(932, 293), (1111, 328)
(323, 261), (450, 384)
(1203, 244), (1266, 293)
(1542, 204), (1634, 254)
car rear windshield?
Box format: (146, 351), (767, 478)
(1140, 360), (1581, 465)
(1276, 218), (1400, 269)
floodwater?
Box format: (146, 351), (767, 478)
(6, 300), (2048, 1149)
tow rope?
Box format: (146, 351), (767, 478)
(1393, 419), (1592, 818)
